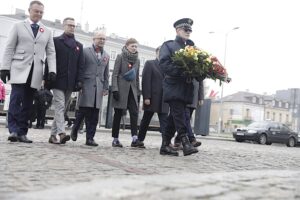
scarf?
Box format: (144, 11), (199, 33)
(63, 33), (77, 49)
(122, 46), (138, 64)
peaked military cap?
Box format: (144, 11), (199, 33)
(173, 18), (193, 30)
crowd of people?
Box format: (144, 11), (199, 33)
(0, 0), (205, 156)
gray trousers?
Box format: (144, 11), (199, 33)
(51, 89), (72, 136)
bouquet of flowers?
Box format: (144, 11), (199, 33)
(207, 56), (231, 85)
(172, 45), (231, 85)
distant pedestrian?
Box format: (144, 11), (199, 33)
(111, 38), (140, 147)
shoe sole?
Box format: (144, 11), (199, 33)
(183, 149), (199, 156)
(160, 151), (179, 156)
(60, 135), (71, 144)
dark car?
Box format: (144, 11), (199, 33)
(232, 121), (299, 147)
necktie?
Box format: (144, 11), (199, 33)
(31, 23), (39, 37)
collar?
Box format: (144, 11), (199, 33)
(27, 18), (40, 25)
(175, 36), (194, 46)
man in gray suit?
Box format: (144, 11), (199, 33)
(0, 1), (56, 143)
(71, 31), (109, 146)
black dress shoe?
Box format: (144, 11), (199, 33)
(70, 127), (78, 141)
(86, 139), (98, 146)
(8, 132), (18, 142)
(18, 135), (33, 143)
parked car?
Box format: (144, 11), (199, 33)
(232, 121), (299, 147)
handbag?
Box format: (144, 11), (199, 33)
(123, 68), (136, 81)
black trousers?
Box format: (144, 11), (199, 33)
(75, 107), (99, 140)
(73, 109), (85, 133)
(174, 107), (195, 142)
(138, 111), (168, 141)
(36, 105), (47, 128)
(164, 100), (188, 140)
(112, 88), (138, 138)
(8, 84), (35, 135)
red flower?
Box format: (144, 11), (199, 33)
(39, 27), (44, 32)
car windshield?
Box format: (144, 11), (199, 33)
(247, 122), (269, 129)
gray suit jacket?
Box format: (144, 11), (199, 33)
(1, 19), (56, 89)
(78, 46), (109, 109)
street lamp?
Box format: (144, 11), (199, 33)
(209, 27), (239, 134)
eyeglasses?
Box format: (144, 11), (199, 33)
(66, 24), (76, 28)
(95, 37), (106, 40)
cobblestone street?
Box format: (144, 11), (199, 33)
(1, 123), (300, 200)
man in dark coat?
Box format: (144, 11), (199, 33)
(159, 18), (202, 156)
(49, 17), (84, 144)
(135, 46), (174, 152)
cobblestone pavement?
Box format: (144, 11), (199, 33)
(1, 124), (300, 200)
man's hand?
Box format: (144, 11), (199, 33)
(0, 70), (10, 83)
(144, 99), (151, 105)
(103, 90), (108, 96)
(113, 91), (119, 101)
(198, 100), (204, 106)
(75, 81), (83, 91)
(48, 72), (56, 83)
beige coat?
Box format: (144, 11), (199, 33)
(1, 20), (56, 89)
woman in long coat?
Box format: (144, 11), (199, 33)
(111, 38), (140, 147)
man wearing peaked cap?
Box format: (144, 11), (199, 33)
(158, 18), (205, 156)
(173, 18), (193, 30)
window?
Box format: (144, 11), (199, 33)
(140, 57), (145, 66)
(279, 113), (282, 122)
(286, 114), (289, 122)
(266, 111), (270, 119)
(278, 101), (282, 107)
(272, 100), (276, 107)
(110, 50), (117, 60)
(285, 103), (289, 108)
(272, 112), (276, 121)
(252, 97), (256, 103)
(246, 108), (250, 118)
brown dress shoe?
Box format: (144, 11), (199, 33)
(49, 135), (60, 144)
(59, 133), (70, 144)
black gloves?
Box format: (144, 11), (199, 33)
(113, 91), (119, 101)
(0, 70), (10, 83)
(196, 74), (206, 82)
(48, 72), (56, 83)
(75, 81), (83, 91)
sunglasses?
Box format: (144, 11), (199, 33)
(183, 28), (192, 33)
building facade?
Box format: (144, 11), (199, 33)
(210, 91), (293, 132)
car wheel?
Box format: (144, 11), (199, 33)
(235, 138), (244, 142)
(287, 137), (296, 147)
(258, 134), (267, 145)
(266, 142), (272, 145)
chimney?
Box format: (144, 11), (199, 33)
(84, 21), (89, 32)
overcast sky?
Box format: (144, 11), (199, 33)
(1, 0), (299, 97)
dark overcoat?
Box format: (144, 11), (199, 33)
(111, 54), (140, 109)
(78, 46), (109, 109)
(142, 59), (168, 113)
(52, 34), (84, 91)
(159, 36), (195, 104)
